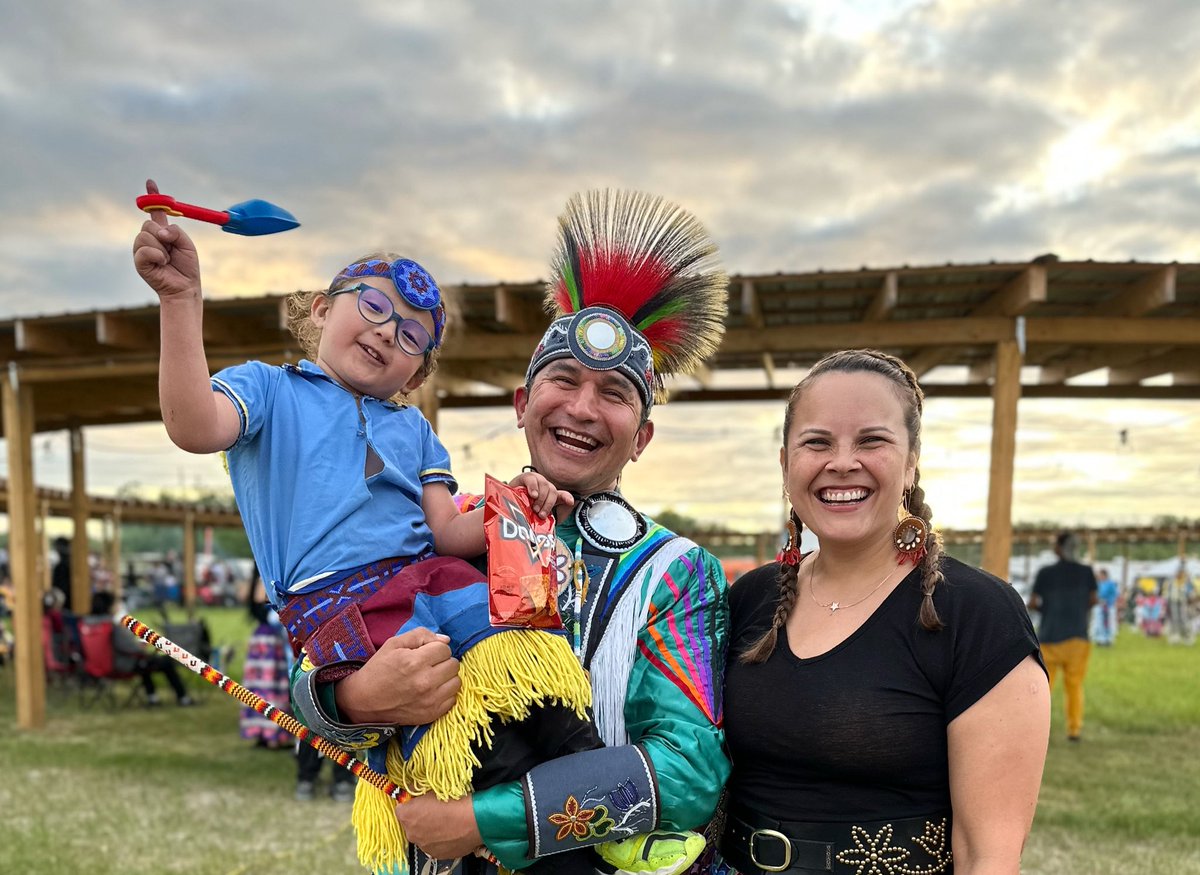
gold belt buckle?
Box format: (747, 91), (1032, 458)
(749, 827), (792, 872)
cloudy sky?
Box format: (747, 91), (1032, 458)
(3, 0), (1199, 536)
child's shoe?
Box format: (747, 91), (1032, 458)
(596, 829), (706, 875)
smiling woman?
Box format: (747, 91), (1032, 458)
(712, 349), (1051, 875)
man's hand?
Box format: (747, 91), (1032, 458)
(132, 178), (201, 301)
(335, 628), (460, 726)
(509, 470), (574, 518)
(395, 794), (483, 861)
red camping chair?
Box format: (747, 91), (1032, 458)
(77, 618), (143, 709)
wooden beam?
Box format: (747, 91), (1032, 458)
(742, 279), (777, 387)
(4, 369), (45, 729)
(494, 286), (547, 333)
(942, 524), (1200, 546)
(32, 382), (160, 425)
(908, 266), (1046, 378)
(970, 266), (1048, 317)
(69, 426), (90, 615)
(1095, 265), (1176, 317)
(439, 361), (527, 393)
(14, 349), (292, 384)
(966, 359), (993, 383)
(981, 340), (1022, 578)
(201, 310), (280, 347)
(1109, 349), (1200, 385)
(718, 318), (1016, 355)
(96, 313), (157, 351)
(863, 272), (897, 322)
(1036, 346), (1156, 383)
(14, 315), (1196, 385)
(761, 353), (777, 389)
(437, 380), (1200, 408)
(16, 320), (103, 357)
(1026, 317), (1200, 346)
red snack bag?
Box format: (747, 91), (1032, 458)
(484, 474), (563, 630)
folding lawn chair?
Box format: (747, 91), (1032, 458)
(77, 617), (144, 709)
(155, 602), (213, 700)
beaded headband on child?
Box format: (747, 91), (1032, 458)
(524, 189), (728, 410)
(331, 257), (446, 347)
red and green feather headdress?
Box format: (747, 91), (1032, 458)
(526, 190), (728, 407)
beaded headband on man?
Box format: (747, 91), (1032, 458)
(525, 190), (728, 410)
(331, 257), (446, 347)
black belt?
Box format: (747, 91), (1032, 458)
(720, 805), (953, 874)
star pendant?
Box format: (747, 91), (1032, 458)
(829, 602), (840, 613)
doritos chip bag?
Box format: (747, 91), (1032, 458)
(484, 474), (562, 630)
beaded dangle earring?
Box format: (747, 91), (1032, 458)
(893, 488), (929, 566)
(778, 514), (802, 567)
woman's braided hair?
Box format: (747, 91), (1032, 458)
(741, 349), (945, 664)
(284, 251), (451, 402)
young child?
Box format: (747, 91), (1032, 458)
(132, 182), (700, 875)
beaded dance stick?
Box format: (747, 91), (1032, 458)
(122, 615), (501, 870)
(121, 614), (412, 801)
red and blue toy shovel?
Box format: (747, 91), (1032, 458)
(136, 192), (300, 236)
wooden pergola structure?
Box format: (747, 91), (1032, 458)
(4, 256), (1198, 728)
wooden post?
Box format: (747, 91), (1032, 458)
(1178, 530), (1187, 560)
(981, 339), (1022, 578)
(110, 507), (123, 600)
(1087, 530), (1098, 566)
(69, 426), (90, 615)
(412, 379), (440, 432)
(182, 508), (196, 609)
(4, 367), (46, 730)
(39, 499), (50, 592)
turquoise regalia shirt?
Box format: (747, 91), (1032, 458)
(472, 512), (731, 871)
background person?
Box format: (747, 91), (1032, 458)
(1092, 566), (1120, 646)
(717, 349), (1049, 875)
(1029, 531), (1098, 742)
(111, 616), (194, 707)
(1165, 560), (1194, 645)
(51, 536), (74, 614)
(240, 569), (293, 751)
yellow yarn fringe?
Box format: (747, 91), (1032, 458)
(352, 629), (592, 874)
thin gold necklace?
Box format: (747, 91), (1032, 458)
(808, 552), (902, 616)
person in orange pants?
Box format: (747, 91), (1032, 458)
(1029, 532), (1098, 741)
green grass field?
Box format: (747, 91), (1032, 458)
(1, 609), (1197, 874)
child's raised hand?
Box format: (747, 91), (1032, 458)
(132, 178), (201, 301)
(509, 470), (574, 518)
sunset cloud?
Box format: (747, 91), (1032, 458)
(2, 0), (1197, 534)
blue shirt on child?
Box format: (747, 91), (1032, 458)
(211, 359), (456, 605)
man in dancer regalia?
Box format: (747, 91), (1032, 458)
(293, 189), (731, 875)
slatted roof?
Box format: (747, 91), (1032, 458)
(3, 257), (1198, 434)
